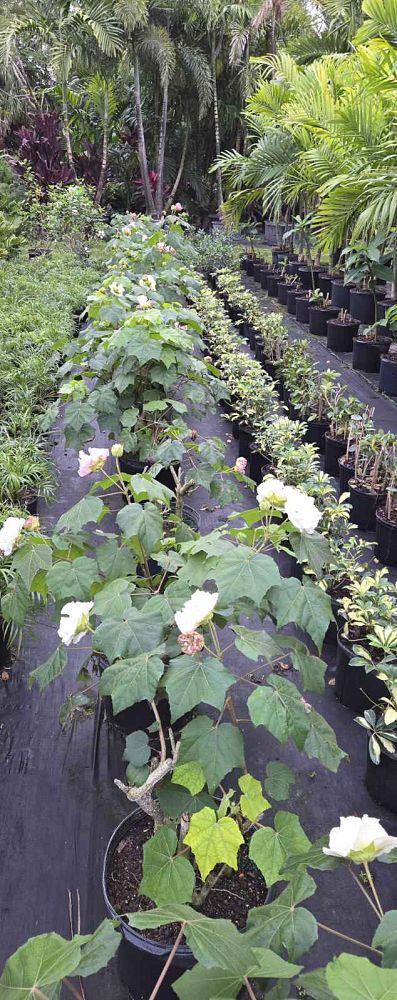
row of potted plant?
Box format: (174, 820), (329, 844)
(3, 214), (397, 998)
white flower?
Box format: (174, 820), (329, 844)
(0, 517), (25, 556)
(284, 487), (321, 534)
(323, 815), (397, 863)
(136, 294), (153, 309)
(175, 590), (219, 634)
(257, 477), (289, 508)
(139, 274), (156, 291)
(109, 282), (125, 296)
(122, 225), (131, 236)
(58, 601), (94, 646)
(78, 448), (109, 477)
(97, 229), (106, 239)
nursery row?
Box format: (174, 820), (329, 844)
(2, 216), (397, 1000)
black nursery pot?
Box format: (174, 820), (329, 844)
(249, 447), (272, 485)
(253, 262), (263, 282)
(375, 508), (397, 567)
(366, 742), (397, 814)
(277, 281), (290, 306)
(264, 359), (277, 381)
(331, 281), (354, 310)
(379, 356), (397, 396)
(232, 417), (240, 440)
(377, 298), (397, 321)
(304, 419), (329, 453)
(348, 480), (387, 531)
(103, 810), (195, 999)
(308, 306), (339, 336)
(239, 423), (255, 459)
(248, 325), (257, 351)
(324, 434), (347, 478)
(246, 258), (255, 276)
(297, 267), (319, 290)
(318, 274), (332, 297)
(295, 296), (310, 324)
(338, 456), (355, 494)
(120, 454), (179, 494)
(287, 288), (303, 314)
(324, 597), (342, 645)
(286, 261), (300, 276)
(260, 269), (268, 290)
(335, 632), (388, 713)
(327, 319), (359, 352)
(243, 321), (253, 343)
(352, 338), (390, 373)
(349, 288), (386, 325)
(266, 273), (281, 297)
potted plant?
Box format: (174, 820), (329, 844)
(324, 391), (363, 477)
(286, 280), (303, 313)
(283, 212), (320, 290)
(336, 574), (396, 712)
(308, 289), (339, 336)
(0, 435), (56, 513)
(378, 306), (397, 394)
(348, 429), (394, 530)
(375, 479), (397, 566)
(316, 536), (373, 644)
(357, 692), (397, 813)
(326, 308), (360, 351)
(338, 411), (374, 494)
(340, 235), (390, 325)
(290, 368), (338, 453)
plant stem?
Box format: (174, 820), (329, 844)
(148, 923), (186, 1000)
(317, 921), (382, 955)
(32, 989), (51, 1000)
(349, 866), (382, 918)
(243, 976), (257, 1000)
(62, 980), (83, 999)
(151, 699), (167, 763)
(363, 862), (384, 918)
(209, 619), (223, 659)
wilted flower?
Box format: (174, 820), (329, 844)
(0, 517), (25, 556)
(136, 294), (153, 309)
(58, 601), (94, 646)
(257, 477), (289, 509)
(234, 457), (247, 475)
(109, 282), (125, 296)
(111, 443), (124, 458)
(139, 274), (156, 291)
(24, 515), (40, 532)
(171, 202), (183, 213)
(284, 487), (321, 535)
(78, 448), (109, 477)
(177, 631), (205, 656)
(323, 815), (397, 863)
(121, 226), (131, 236)
(175, 590), (219, 634)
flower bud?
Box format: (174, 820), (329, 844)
(24, 515), (40, 532)
(111, 443), (124, 458)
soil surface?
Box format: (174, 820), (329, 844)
(107, 815), (267, 945)
(377, 507), (397, 526)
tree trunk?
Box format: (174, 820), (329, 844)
(164, 127), (189, 213)
(134, 52), (155, 215)
(61, 80), (76, 179)
(211, 32), (223, 210)
(155, 79), (169, 217)
(95, 86), (109, 206)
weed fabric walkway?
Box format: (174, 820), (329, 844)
(1, 343), (397, 998)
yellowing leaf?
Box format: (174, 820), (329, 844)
(184, 807), (244, 880)
(238, 774), (270, 823)
(172, 762), (206, 796)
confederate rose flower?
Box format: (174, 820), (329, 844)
(257, 478), (289, 508)
(0, 517), (25, 556)
(323, 815), (397, 863)
(284, 488), (321, 534)
(58, 601), (94, 646)
(234, 457), (247, 475)
(136, 294), (153, 309)
(109, 282), (125, 296)
(177, 631), (205, 655)
(24, 515), (40, 531)
(139, 274), (156, 291)
(78, 448), (109, 477)
(171, 202), (183, 212)
(175, 590), (219, 634)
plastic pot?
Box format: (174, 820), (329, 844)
(304, 419), (329, 453)
(103, 809), (195, 998)
(324, 434), (347, 477)
(295, 296), (310, 324)
(19, 492), (38, 516)
(287, 289), (304, 314)
(327, 319), (358, 352)
(264, 360), (277, 381)
(308, 306), (339, 336)
(260, 270), (268, 290)
(365, 741), (397, 814)
(338, 456), (355, 494)
(248, 325), (257, 351)
(375, 507), (397, 567)
(318, 274), (332, 297)
(379, 356), (397, 396)
(253, 262), (263, 282)
(377, 298), (397, 321)
(249, 448), (272, 485)
(331, 281), (354, 310)
(267, 273), (282, 297)
(239, 423), (255, 460)
(324, 597), (342, 645)
(352, 338), (390, 373)
(349, 288), (386, 325)
(232, 418), (240, 440)
(246, 258), (255, 277)
(348, 480), (387, 531)
(286, 261), (300, 276)
(243, 321), (253, 344)
(297, 267), (319, 290)
(277, 281), (290, 306)
(335, 632), (388, 713)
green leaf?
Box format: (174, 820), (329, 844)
(265, 761), (295, 801)
(74, 920), (120, 977)
(93, 607), (165, 662)
(232, 625), (283, 662)
(248, 675), (310, 749)
(46, 557), (98, 601)
(250, 948), (302, 978)
(99, 652), (165, 713)
(211, 547), (281, 606)
(96, 538), (135, 581)
(238, 774), (270, 823)
(2, 580), (30, 626)
(304, 707), (348, 772)
(179, 716), (245, 792)
(184, 807), (244, 880)
(116, 503), (163, 554)
(326, 955), (397, 999)
(275, 636), (326, 693)
(140, 828), (195, 905)
(372, 911), (397, 968)
(249, 811), (310, 887)
(269, 579), (333, 652)
(281, 835), (342, 875)
(0, 934), (81, 999)
(55, 496), (104, 532)
(126, 762), (149, 786)
(246, 871), (318, 961)
(126, 903), (253, 973)
(164, 655), (234, 722)
(172, 762), (206, 795)
(172, 964), (244, 1000)
(157, 779), (214, 818)
(128, 473), (174, 504)
(297, 969), (334, 1000)
(93, 578), (132, 618)
(12, 542), (52, 590)
(29, 647), (68, 692)
(123, 730), (151, 766)
(289, 530), (332, 577)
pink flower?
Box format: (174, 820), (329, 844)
(78, 448), (109, 477)
(171, 202), (183, 213)
(177, 632), (205, 656)
(24, 516), (40, 531)
(234, 457), (247, 475)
